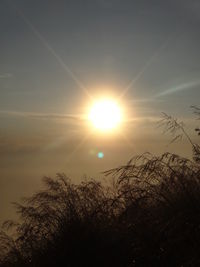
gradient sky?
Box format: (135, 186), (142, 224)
(1, 0), (200, 222)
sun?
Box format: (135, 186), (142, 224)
(88, 99), (122, 132)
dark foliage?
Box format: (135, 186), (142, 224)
(1, 111), (200, 266)
(1, 152), (200, 266)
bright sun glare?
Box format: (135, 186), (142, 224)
(89, 99), (122, 132)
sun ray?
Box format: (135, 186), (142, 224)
(8, 0), (92, 100)
(118, 35), (174, 100)
(65, 133), (91, 163)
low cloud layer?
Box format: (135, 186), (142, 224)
(0, 110), (84, 121)
(0, 73), (12, 79)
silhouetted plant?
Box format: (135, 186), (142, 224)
(1, 109), (200, 266)
(159, 109), (200, 163)
(1, 151), (200, 266)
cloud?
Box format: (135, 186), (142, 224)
(156, 80), (200, 97)
(0, 73), (12, 79)
(125, 116), (160, 124)
(129, 98), (163, 104)
(0, 110), (84, 121)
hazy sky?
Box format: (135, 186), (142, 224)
(0, 0), (200, 222)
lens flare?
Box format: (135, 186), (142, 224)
(97, 152), (104, 158)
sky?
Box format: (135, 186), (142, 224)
(0, 0), (200, 222)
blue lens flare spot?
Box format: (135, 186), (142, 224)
(97, 152), (104, 159)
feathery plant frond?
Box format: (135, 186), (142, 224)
(159, 112), (193, 146)
(1, 152), (200, 266)
(191, 106), (200, 138)
(159, 111), (200, 163)
(1, 109), (200, 266)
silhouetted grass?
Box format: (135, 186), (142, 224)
(1, 152), (200, 266)
(1, 111), (200, 266)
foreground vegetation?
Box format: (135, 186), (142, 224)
(1, 110), (200, 266)
(1, 152), (200, 266)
